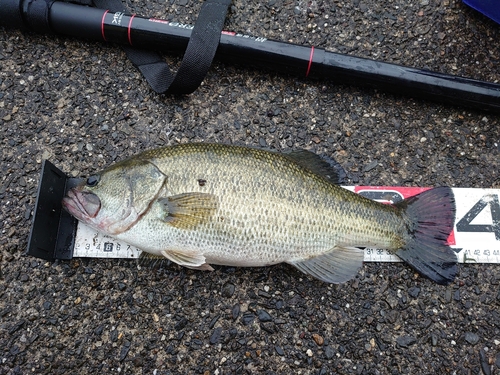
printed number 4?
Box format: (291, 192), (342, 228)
(456, 194), (500, 240)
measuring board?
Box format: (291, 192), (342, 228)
(27, 161), (500, 264)
(71, 186), (500, 264)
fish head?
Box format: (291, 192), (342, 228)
(63, 159), (166, 235)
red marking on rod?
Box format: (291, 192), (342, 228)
(101, 10), (109, 41)
(306, 46), (315, 77)
(128, 15), (136, 46)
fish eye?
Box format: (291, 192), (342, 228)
(86, 175), (100, 187)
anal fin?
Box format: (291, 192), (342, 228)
(288, 246), (364, 284)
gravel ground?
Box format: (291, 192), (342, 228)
(1, 0), (499, 374)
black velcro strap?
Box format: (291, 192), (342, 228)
(91, 0), (231, 94)
(165, 0), (231, 94)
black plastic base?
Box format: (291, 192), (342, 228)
(26, 160), (81, 261)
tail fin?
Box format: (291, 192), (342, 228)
(395, 187), (457, 285)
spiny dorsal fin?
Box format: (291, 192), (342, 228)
(159, 192), (218, 229)
(284, 150), (346, 184)
(288, 246), (364, 284)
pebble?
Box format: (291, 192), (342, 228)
(396, 335), (417, 348)
(465, 332), (479, 345)
(324, 345), (335, 359)
(241, 312), (255, 325)
(222, 283), (235, 298)
(408, 287), (420, 298)
(479, 349), (491, 375)
(364, 160), (378, 172)
(257, 310), (272, 322)
(232, 304), (240, 320)
(209, 327), (222, 345)
(312, 333), (324, 346)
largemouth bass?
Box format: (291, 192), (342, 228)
(62, 143), (457, 284)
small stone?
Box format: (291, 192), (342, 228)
(479, 349), (491, 375)
(257, 309), (272, 322)
(209, 315), (220, 329)
(431, 334), (438, 346)
(306, 349), (313, 357)
(258, 290), (271, 298)
(117, 283), (126, 291)
(222, 283), (235, 298)
(444, 289), (452, 303)
(210, 327), (223, 345)
(408, 287), (420, 298)
(396, 335), (417, 347)
(241, 312), (255, 325)
(119, 341), (131, 362)
(275, 345), (284, 356)
(110, 329), (118, 342)
(464, 332), (479, 345)
(312, 333), (324, 346)
(174, 317), (188, 331)
(324, 345), (334, 359)
(232, 304), (240, 320)
(75, 297), (81, 305)
(364, 160), (378, 172)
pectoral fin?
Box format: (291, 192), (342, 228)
(159, 192), (218, 229)
(160, 249), (214, 271)
(288, 246), (364, 284)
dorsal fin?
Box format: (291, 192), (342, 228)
(284, 150), (346, 184)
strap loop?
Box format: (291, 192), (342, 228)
(91, 0), (231, 94)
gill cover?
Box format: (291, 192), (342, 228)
(87, 159), (167, 234)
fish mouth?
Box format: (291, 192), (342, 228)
(62, 188), (101, 221)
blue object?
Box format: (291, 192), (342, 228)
(463, 0), (500, 24)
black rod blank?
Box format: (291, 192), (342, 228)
(2, 0), (500, 112)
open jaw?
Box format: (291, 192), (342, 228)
(62, 188), (101, 222)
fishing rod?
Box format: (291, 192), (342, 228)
(1, 0), (500, 112)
